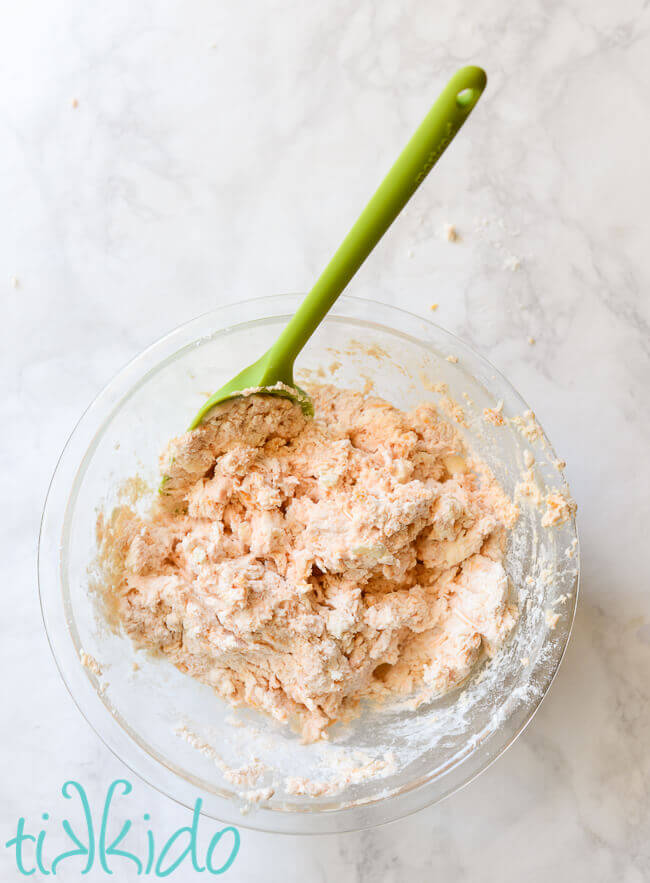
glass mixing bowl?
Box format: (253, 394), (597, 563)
(39, 294), (579, 834)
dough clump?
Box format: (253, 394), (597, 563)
(97, 385), (518, 742)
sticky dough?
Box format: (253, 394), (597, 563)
(97, 385), (518, 742)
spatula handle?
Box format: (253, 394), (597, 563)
(267, 65), (487, 373)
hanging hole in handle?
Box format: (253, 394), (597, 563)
(456, 88), (478, 108)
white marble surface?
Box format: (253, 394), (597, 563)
(2, 0), (649, 879)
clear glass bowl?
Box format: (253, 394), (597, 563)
(39, 294), (579, 834)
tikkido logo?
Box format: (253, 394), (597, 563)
(5, 780), (240, 877)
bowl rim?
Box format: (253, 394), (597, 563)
(38, 293), (579, 835)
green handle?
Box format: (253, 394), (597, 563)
(266, 65), (487, 378)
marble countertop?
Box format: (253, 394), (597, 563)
(2, 0), (649, 879)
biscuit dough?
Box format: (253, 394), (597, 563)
(97, 385), (518, 742)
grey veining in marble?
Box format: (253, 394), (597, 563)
(1, 0), (649, 879)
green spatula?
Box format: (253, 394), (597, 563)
(189, 65), (486, 429)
